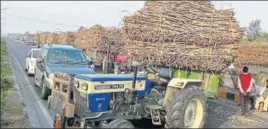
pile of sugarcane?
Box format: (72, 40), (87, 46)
(123, 1), (244, 72)
(35, 32), (49, 44)
(57, 31), (76, 45)
(74, 24), (125, 54)
(233, 42), (268, 68)
(46, 32), (60, 44)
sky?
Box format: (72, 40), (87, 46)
(1, 1), (268, 34)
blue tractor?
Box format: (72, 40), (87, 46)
(49, 65), (207, 128)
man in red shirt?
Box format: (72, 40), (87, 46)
(238, 66), (255, 117)
(116, 52), (127, 72)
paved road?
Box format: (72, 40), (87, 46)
(4, 38), (268, 128)
(5, 38), (53, 128)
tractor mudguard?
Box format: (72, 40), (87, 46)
(167, 78), (203, 89)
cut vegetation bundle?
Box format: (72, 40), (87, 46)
(46, 32), (60, 44)
(123, 1), (244, 72)
(74, 25), (125, 55)
(36, 32), (49, 44)
(57, 31), (76, 45)
(233, 43), (268, 68)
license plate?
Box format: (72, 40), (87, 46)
(94, 84), (124, 90)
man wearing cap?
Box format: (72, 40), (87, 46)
(238, 66), (255, 117)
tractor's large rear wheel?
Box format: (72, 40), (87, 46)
(107, 119), (134, 128)
(165, 86), (207, 128)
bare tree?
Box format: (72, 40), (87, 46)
(246, 19), (262, 38)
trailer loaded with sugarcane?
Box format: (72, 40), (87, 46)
(46, 1), (268, 128)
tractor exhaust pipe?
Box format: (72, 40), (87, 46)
(132, 65), (138, 89)
(131, 61), (140, 89)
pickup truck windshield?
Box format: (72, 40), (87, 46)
(47, 49), (87, 64)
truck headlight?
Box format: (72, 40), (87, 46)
(81, 83), (88, 90)
(74, 80), (79, 88)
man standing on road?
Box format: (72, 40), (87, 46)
(238, 66), (255, 117)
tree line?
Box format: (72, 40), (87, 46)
(246, 19), (268, 42)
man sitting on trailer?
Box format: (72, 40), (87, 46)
(116, 52), (127, 72)
(249, 82), (260, 110)
(238, 66), (256, 117)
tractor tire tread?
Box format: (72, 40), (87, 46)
(165, 86), (207, 128)
(108, 119), (134, 128)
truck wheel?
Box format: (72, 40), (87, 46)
(27, 66), (31, 76)
(40, 78), (50, 100)
(165, 86), (207, 128)
(62, 117), (74, 129)
(107, 119), (134, 128)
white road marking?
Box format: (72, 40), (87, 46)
(7, 41), (53, 128)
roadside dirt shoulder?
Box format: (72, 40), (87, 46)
(1, 87), (31, 128)
(1, 40), (30, 128)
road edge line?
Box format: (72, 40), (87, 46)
(6, 39), (54, 128)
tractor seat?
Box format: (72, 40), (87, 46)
(151, 78), (169, 86)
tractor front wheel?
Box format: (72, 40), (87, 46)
(165, 86), (207, 128)
(107, 119), (135, 128)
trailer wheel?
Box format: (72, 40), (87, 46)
(107, 119), (134, 128)
(40, 77), (50, 100)
(165, 86), (207, 128)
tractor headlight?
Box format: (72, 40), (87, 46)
(175, 82), (184, 87)
(81, 83), (88, 90)
(74, 80), (79, 88)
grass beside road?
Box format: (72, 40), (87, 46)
(1, 38), (13, 112)
(0, 38), (30, 128)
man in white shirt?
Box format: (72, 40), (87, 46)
(228, 63), (238, 89)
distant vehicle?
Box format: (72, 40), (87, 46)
(34, 44), (95, 99)
(25, 48), (41, 75)
(25, 41), (36, 46)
